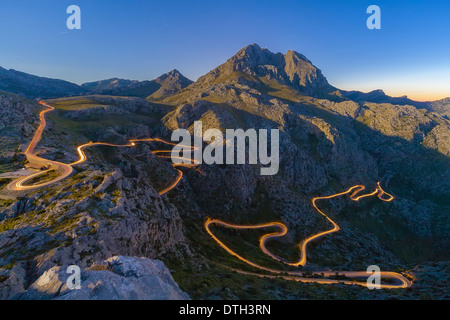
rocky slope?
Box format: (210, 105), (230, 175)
(159, 45), (449, 293)
(17, 256), (189, 300)
(427, 98), (450, 119)
(0, 93), (190, 299)
(0, 44), (449, 300)
(0, 92), (41, 178)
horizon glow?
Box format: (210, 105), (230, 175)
(1, 0), (449, 101)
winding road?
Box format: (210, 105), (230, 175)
(4, 101), (412, 289)
(205, 184), (413, 289)
(6, 102), (196, 195)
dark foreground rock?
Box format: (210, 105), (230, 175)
(18, 256), (189, 300)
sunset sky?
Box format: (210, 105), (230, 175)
(1, 0), (449, 101)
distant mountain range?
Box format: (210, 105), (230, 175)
(0, 43), (448, 117)
(0, 67), (193, 100)
(0, 66), (87, 99)
(81, 69), (193, 99)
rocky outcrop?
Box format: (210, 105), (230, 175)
(0, 92), (40, 150)
(19, 256), (189, 300)
(427, 97), (450, 119)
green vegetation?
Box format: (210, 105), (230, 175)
(49, 215), (81, 234)
(0, 160), (26, 175)
(340, 202), (439, 264)
(46, 109), (163, 142)
(0, 178), (12, 190)
(88, 263), (112, 272)
(259, 78), (305, 103)
(46, 97), (108, 111)
(0, 199), (14, 207)
(213, 71), (260, 85)
(22, 170), (60, 186)
(0, 209), (46, 233)
(165, 219), (414, 300)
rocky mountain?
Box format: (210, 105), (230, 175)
(82, 69), (193, 99)
(160, 45), (450, 298)
(0, 66), (193, 101)
(149, 69), (194, 100)
(340, 89), (428, 108)
(427, 98), (450, 119)
(194, 43), (334, 96)
(337, 90), (450, 120)
(0, 67), (87, 99)
(0, 44), (449, 300)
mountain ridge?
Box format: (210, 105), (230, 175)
(81, 69), (193, 99)
(1, 44), (448, 110)
(194, 43), (335, 96)
(0, 66), (193, 100)
(0, 66), (87, 99)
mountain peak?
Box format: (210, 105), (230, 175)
(238, 43), (264, 55)
(370, 89), (386, 95)
(285, 50), (312, 64)
(149, 70), (193, 100)
(197, 44), (333, 95)
(165, 69), (182, 76)
(155, 69), (192, 84)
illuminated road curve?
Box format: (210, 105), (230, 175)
(7, 103), (74, 191)
(7, 102), (197, 195)
(205, 184), (413, 289)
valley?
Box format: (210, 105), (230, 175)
(0, 44), (448, 300)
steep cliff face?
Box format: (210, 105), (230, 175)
(195, 44), (334, 96)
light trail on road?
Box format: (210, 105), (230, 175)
(9, 102), (74, 190)
(205, 184), (412, 289)
(7, 102), (198, 195)
(6, 101), (412, 289)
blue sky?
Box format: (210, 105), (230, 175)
(1, 0), (449, 101)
